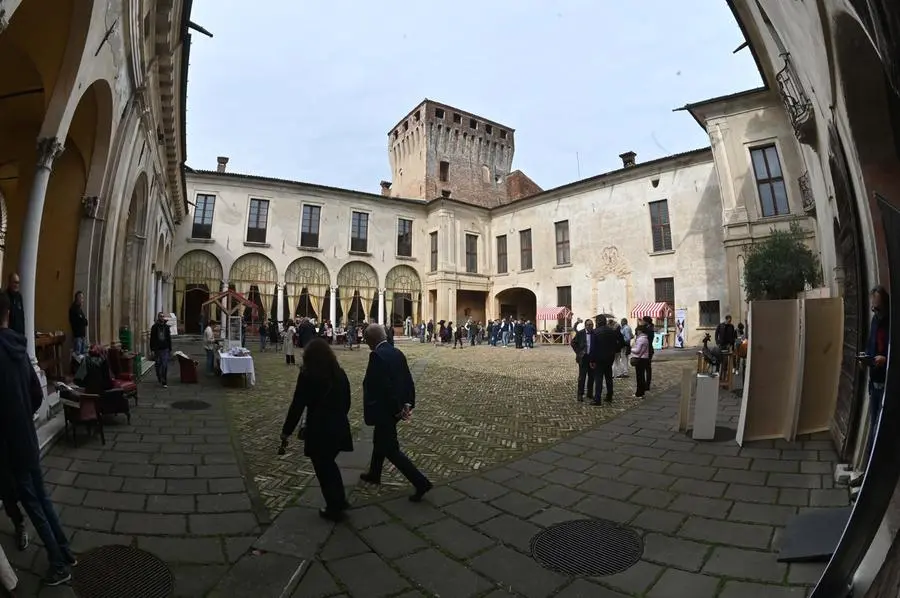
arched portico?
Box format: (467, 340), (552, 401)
(0, 0), (109, 356)
(495, 287), (537, 321)
(385, 265), (421, 326)
(336, 261), (378, 326)
(229, 253), (278, 321)
(174, 250), (223, 334)
(284, 257), (330, 320)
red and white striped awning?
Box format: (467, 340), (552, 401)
(631, 302), (672, 320)
(536, 306), (572, 320)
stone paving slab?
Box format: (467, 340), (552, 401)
(0, 347), (264, 597)
(203, 376), (845, 597)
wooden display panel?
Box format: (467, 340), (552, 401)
(737, 300), (803, 444)
(796, 297), (845, 435)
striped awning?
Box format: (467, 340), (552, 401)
(631, 301), (672, 320)
(537, 306), (572, 320)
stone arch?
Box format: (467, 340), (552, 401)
(116, 171), (149, 330)
(385, 265), (421, 326)
(284, 257), (330, 320)
(494, 287), (536, 322)
(336, 261), (378, 325)
(174, 250), (223, 334)
(829, 13), (900, 462)
(229, 253), (278, 319)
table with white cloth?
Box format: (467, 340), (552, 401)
(217, 351), (256, 386)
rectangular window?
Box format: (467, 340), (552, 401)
(429, 231), (438, 272)
(649, 199), (673, 252)
(191, 193), (215, 239)
(655, 277), (675, 327)
(751, 145), (790, 217)
(554, 220), (570, 265)
(350, 211), (369, 253)
(699, 300), (720, 328)
(439, 160), (450, 182)
(496, 235), (508, 274)
(246, 198), (269, 244)
(397, 218), (413, 257)
(520, 229), (533, 270)
(300, 204), (320, 248)
(557, 286), (572, 309)
(654, 277), (675, 305)
(465, 234), (478, 274)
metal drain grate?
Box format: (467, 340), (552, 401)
(530, 518), (644, 577)
(171, 399), (211, 411)
(72, 545), (174, 598)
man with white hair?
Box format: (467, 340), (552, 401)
(359, 325), (432, 502)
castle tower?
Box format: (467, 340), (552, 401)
(387, 100), (516, 207)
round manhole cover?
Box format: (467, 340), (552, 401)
(530, 519), (644, 577)
(72, 545), (174, 598)
(171, 399), (211, 411)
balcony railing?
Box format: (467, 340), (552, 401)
(775, 53), (816, 144)
(799, 171), (816, 214)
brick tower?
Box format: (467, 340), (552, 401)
(387, 100), (516, 207)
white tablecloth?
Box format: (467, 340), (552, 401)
(218, 352), (256, 386)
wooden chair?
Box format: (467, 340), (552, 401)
(176, 353), (199, 384)
(59, 387), (105, 446)
(105, 345), (139, 404)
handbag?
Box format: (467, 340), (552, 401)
(630, 357), (639, 367)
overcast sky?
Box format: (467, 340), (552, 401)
(185, 0), (762, 193)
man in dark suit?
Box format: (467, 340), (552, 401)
(570, 318), (595, 402)
(589, 318), (621, 404)
(149, 312), (172, 388)
(359, 325), (432, 502)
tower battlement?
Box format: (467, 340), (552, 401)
(387, 100), (516, 207)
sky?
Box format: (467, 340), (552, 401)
(185, 0), (763, 193)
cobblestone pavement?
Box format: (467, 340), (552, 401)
(219, 385), (848, 598)
(225, 341), (690, 517)
(0, 350), (265, 597)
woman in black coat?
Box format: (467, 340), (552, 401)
(280, 338), (353, 521)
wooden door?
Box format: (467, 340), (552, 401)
(828, 131), (869, 460)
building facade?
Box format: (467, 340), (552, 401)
(173, 93), (813, 349)
(0, 0), (190, 422)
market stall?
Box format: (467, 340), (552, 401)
(536, 306), (573, 344)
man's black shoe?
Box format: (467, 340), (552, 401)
(318, 508), (345, 522)
(359, 473), (381, 485)
(410, 482), (433, 503)
(15, 524), (28, 551)
(576, 395), (584, 402)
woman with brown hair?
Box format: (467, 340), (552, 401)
(280, 338), (353, 521)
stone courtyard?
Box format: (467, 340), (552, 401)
(0, 339), (849, 597)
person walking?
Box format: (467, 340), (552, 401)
(715, 315), (736, 352)
(203, 321), (217, 374)
(0, 293), (76, 586)
(150, 312), (172, 388)
(280, 339), (353, 521)
(631, 324), (651, 398)
(2, 274), (24, 336)
(359, 325), (432, 502)
(642, 316), (656, 391)
(860, 285), (890, 469)
(283, 321), (297, 365)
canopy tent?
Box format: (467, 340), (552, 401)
(631, 301), (672, 320)
(536, 306), (572, 321)
(201, 289), (256, 316)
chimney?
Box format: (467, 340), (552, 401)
(380, 180), (392, 197)
(619, 151), (637, 168)
(216, 156), (229, 173)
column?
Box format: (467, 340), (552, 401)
(19, 137), (64, 360)
(276, 284), (284, 323)
(378, 289), (385, 325)
(448, 287), (457, 322)
(148, 270), (156, 327)
(155, 274), (163, 317)
(220, 281), (227, 338)
(329, 287), (337, 327)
